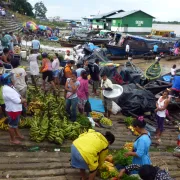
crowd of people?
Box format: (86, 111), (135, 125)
(0, 28), (179, 180)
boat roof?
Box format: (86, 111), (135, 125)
(124, 34), (168, 43)
(93, 10), (124, 19)
(107, 10), (154, 19)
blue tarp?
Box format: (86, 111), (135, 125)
(163, 75), (172, 82)
(172, 76), (180, 90)
(88, 43), (99, 51)
(89, 97), (105, 113)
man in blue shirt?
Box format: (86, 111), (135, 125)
(76, 63), (85, 78)
(31, 37), (40, 52)
(153, 43), (159, 55)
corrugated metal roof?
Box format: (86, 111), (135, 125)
(93, 10), (124, 19)
(106, 10), (154, 19)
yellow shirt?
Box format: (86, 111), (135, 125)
(73, 129), (108, 172)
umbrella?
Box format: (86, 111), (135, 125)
(47, 26), (52, 31)
(23, 21), (38, 31)
(38, 25), (47, 30)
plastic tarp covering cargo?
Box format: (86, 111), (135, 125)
(116, 84), (156, 115)
(120, 67), (141, 84)
(99, 66), (117, 80)
(172, 76), (180, 90)
(78, 49), (110, 64)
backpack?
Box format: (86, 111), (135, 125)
(59, 67), (66, 85)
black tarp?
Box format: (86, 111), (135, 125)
(120, 67), (141, 84)
(77, 48), (110, 64)
(116, 84), (156, 115)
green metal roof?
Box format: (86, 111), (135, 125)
(106, 10), (154, 19)
(93, 10), (124, 19)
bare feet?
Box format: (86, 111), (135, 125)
(10, 139), (21, 145)
(16, 135), (25, 140)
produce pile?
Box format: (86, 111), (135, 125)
(99, 145), (139, 180)
(124, 117), (140, 136)
(0, 86), (91, 144)
(90, 111), (103, 120)
(0, 117), (8, 131)
(27, 86), (92, 144)
(100, 117), (113, 126)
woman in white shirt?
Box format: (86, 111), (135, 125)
(52, 53), (60, 87)
(171, 64), (176, 77)
(2, 73), (26, 145)
(28, 50), (40, 85)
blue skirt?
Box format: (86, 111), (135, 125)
(71, 144), (89, 170)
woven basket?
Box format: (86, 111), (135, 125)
(151, 157), (168, 172)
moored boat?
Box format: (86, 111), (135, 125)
(59, 40), (77, 47)
(144, 80), (172, 94)
(145, 62), (162, 81)
(105, 34), (171, 57)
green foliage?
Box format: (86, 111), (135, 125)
(34, 1), (47, 18)
(124, 117), (133, 126)
(77, 114), (92, 128)
(122, 174), (140, 180)
(11, 0), (34, 17)
(113, 149), (133, 166)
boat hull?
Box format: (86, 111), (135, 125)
(105, 45), (170, 56)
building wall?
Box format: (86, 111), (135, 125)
(111, 11), (153, 33)
(92, 19), (104, 29)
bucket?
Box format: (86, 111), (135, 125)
(21, 51), (27, 59)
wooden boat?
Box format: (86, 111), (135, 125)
(155, 91), (180, 109)
(144, 80), (172, 94)
(59, 40), (77, 47)
(145, 62), (162, 81)
(165, 55), (180, 61)
(105, 34), (170, 57)
(69, 37), (110, 45)
(144, 69), (180, 94)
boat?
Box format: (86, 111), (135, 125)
(144, 80), (172, 94)
(105, 34), (171, 56)
(145, 62), (162, 81)
(59, 40), (77, 47)
(148, 29), (175, 37)
(48, 36), (59, 42)
(69, 37), (110, 45)
(120, 61), (146, 85)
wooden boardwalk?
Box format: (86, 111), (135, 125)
(0, 113), (179, 179)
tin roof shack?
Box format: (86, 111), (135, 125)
(107, 10), (154, 34)
(92, 9), (124, 30)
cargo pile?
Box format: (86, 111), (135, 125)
(99, 142), (139, 180)
(124, 117), (140, 136)
(0, 86), (92, 145)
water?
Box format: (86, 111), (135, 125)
(152, 24), (180, 35)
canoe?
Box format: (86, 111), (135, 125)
(125, 61), (146, 80)
(59, 40), (77, 47)
(145, 62), (162, 81)
(144, 80), (172, 94)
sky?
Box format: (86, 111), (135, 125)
(28, 0), (180, 21)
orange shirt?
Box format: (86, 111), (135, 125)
(64, 65), (72, 78)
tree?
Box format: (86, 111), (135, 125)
(11, 0), (34, 17)
(34, 1), (47, 18)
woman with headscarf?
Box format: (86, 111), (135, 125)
(1, 73), (26, 144)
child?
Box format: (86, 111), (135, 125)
(101, 73), (113, 118)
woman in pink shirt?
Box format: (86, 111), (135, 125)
(77, 70), (89, 113)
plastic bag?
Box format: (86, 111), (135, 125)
(88, 117), (95, 127)
(111, 101), (121, 115)
(84, 100), (92, 113)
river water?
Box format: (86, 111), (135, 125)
(152, 24), (180, 35)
